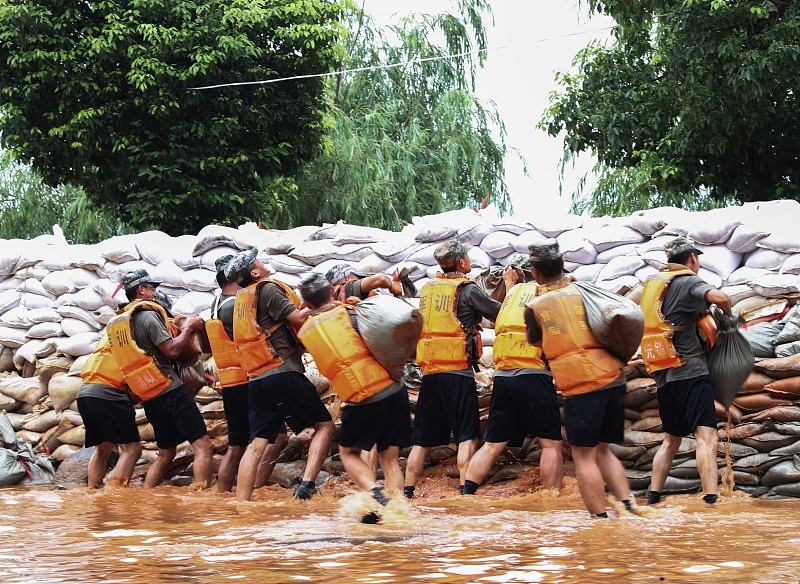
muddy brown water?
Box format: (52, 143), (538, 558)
(3, 476), (800, 583)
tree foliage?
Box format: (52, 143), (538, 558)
(0, 0), (348, 235)
(541, 0), (800, 216)
(271, 0), (511, 231)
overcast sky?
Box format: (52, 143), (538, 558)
(367, 1), (615, 218)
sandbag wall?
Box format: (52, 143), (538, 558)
(1, 200), (800, 494)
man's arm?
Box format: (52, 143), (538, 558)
(524, 306), (542, 345)
(706, 289), (732, 315)
(157, 315), (203, 360)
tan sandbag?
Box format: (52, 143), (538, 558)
(717, 421), (773, 441)
(714, 402), (742, 425)
(629, 416), (662, 432)
(733, 392), (794, 413)
(48, 374), (83, 413)
(754, 354), (800, 379)
(194, 386), (221, 405)
(624, 430), (665, 447)
(37, 417), (75, 454)
(199, 400), (225, 419)
(57, 425), (86, 447)
(740, 432), (800, 453)
(35, 354), (75, 385)
(138, 423), (154, 442)
(51, 444), (80, 461)
(732, 452), (792, 474)
(739, 371), (776, 394)
(0, 373), (47, 405)
(4, 412), (25, 431)
(305, 368), (331, 395)
(764, 376), (800, 398)
(745, 405), (800, 423)
(607, 443), (647, 461)
(625, 377), (657, 409)
(0, 346), (14, 373)
(16, 429), (42, 444)
(22, 409), (59, 433)
(135, 408), (148, 424)
(58, 409), (83, 427)
(206, 418), (228, 439)
(762, 460), (800, 487)
(0, 390), (22, 413)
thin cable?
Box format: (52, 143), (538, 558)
(189, 26), (614, 91)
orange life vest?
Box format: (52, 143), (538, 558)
(205, 296), (248, 389)
(493, 282), (545, 371)
(80, 330), (127, 391)
(527, 279), (623, 397)
(233, 278), (301, 378)
(298, 305), (392, 403)
(640, 267), (698, 374)
(105, 300), (174, 401)
(416, 276), (478, 375)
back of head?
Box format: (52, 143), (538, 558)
(299, 272), (333, 309)
(664, 235), (703, 265)
(528, 239), (564, 279)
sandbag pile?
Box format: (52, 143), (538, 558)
(1, 201), (800, 493)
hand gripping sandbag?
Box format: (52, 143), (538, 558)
(574, 281), (644, 364)
(354, 295), (424, 382)
(708, 307), (755, 409)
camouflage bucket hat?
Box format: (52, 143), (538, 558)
(664, 236), (703, 260)
(224, 248), (259, 283)
(527, 239), (562, 262)
(433, 240), (472, 268)
(325, 263), (354, 285)
(121, 268), (161, 289)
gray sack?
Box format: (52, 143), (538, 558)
(574, 281), (644, 364)
(708, 308), (755, 409)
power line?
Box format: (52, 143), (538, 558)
(189, 26), (614, 91)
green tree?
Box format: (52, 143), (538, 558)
(0, 0), (348, 235)
(541, 0), (800, 216)
(272, 0), (512, 230)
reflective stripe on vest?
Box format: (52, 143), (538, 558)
(232, 279), (301, 378)
(640, 267), (696, 374)
(80, 331), (127, 391)
(493, 282), (545, 371)
(298, 305), (392, 403)
(416, 277), (469, 375)
(527, 282), (623, 397)
(106, 300), (173, 401)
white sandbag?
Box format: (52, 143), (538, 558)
(49, 374), (84, 412)
(63, 267), (100, 289)
(67, 354), (92, 377)
(56, 305), (101, 329)
(371, 238), (420, 263)
(0, 290), (20, 316)
(695, 244), (742, 280)
(26, 307), (60, 324)
(596, 256), (645, 282)
(407, 242), (441, 266)
(467, 246), (493, 269)
(580, 215), (615, 231)
(412, 208), (483, 233)
(135, 230), (174, 265)
(0, 374), (47, 405)
(594, 275), (641, 295)
(26, 322), (63, 339)
(312, 259), (354, 279)
(733, 296), (788, 321)
(60, 318), (97, 337)
(744, 247), (791, 270)
(16, 267), (50, 281)
(331, 243), (374, 262)
(270, 272), (302, 288)
(625, 206), (691, 236)
(779, 254), (800, 276)
(413, 224), (459, 243)
(98, 259), (152, 284)
(13, 339), (57, 369)
(57, 332), (101, 357)
(355, 254), (395, 276)
(512, 229), (548, 254)
(749, 274), (800, 298)
(0, 241), (21, 276)
(571, 263), (604, 282)
(0, 326), (27, 348)
(726, 266), (772, 286)
(268, 254), (313, 274)
(697, 268), (723, 289)
(556, 229), (597, 264)
(171, 290), (214, 316)
(193, 232), (238, 255)
(92, 278), (125, 309)
(480, 231), (516, 258)
(62, 287), (106, 311)
(776, 341), (800, 358)
(151, 259), (190, 288)
(726, 222), (771, 254)
(22, 409), (59, 433)
(755, 225), (800, 254)
(40, 271), (76, 296)
(529, 212), (583, 237)
(94, 305), (116, 326)
(586, 225), (646, 253)
(332, 225), (392, 245)
(353, 295), (424, 382)
(459, 222), (497, 246)
(289, 240), (339, 266)
(199, 245), (240, 271)
(634, 264), (659, 282)
(96, 234), (141, 262)
(637, 234), (679, 254)
(19, 278), (55, 300)
(721, 284), (757, 304)
(425, 264), (441, 279)
(0, 277), (23, 293)
(596, 243), (639, 264)
(0, 306), (29, 329)
(685, 207), (743, 245)
(181, 268), (217, 291)
(488, 217), (534, 236)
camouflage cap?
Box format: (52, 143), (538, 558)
(324, 263), (354, 286)
(433, 240), (472, 268)
(214, 253), (235, 275)
(121, 268), (161, 289)
(528, 239), (562, 262)
(664, 236), (703, 261)
(223, 248), (259, 283)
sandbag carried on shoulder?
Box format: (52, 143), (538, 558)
(354, 295), (423, 382)
(574, 281), (644, 364)
(708, 307), (755, 409)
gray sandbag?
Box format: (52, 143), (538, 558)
(0, 449), (27, 486)
(775, 340), (800, 358)
(708, 308), (755, 409)
(742, 320), (783, 358)
(354, 295), (423, 382)
(574, 281), (644, 363)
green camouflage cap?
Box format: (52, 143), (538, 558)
(324, 263), (354, 285)
(528, 239), (562, 262)
(121, 268), (161, 289)
(214, 254), (235, 275)
(224, 248), (259, 283)
(664, 236), (703, 260)
(433, 240), (472, 268)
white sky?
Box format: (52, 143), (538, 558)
(366, 1), (615, 217)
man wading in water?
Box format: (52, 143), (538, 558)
(523, 241), (636, 518)
(297, 272), (416, 523)
(640, 236), (732, 506)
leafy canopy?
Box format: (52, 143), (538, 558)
(541, 0), (800, 216)
(0, 0), (348, 235)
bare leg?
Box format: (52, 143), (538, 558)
(404, 445), (430, 489)
(456, 438), (478, 486)
(87, 442), (113, 488)
(377, 447), (403, 494)
(538, 438), (564, 489)
(570, 446), (607, 515)
(340, 446), (379, 491)
(107, 442), (143, 486)
(464, 441), (508, 485)
(236, 438), (268, 501)
(216, 445), (246, 493)
(190, 435), (213, 488)
(360, 445), (378, 478)
(694, 425), (719, 496)
(301, 421), (334, 484)
(144, 447), (177, 488)
(254, 432), (288, 488)
(596, 443), (631, 502)
(648, 433), (682, 493)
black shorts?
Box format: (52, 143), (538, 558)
(657, 375), (717, 437)
(413, 373), (479, 446)
(563, 384), (625, 448)
(143, 386), (208, 449)
(222, 383), (250, 447)
(77, 396), (140, 447)
(483, 374), (562, 446)
(248, 371), (332, 442)
(339, 386), (412, 452)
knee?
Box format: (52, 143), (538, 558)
(94, 442), (113, 457)
(122, 442), (143, 458)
